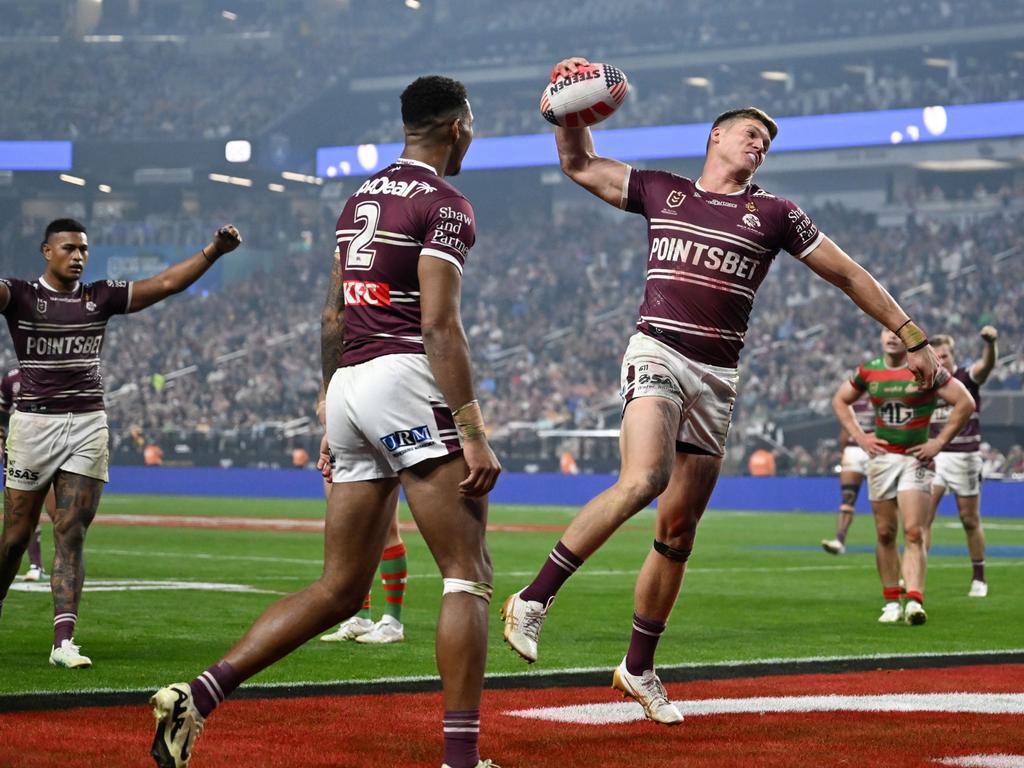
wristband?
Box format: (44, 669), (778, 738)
(453, 400), (487, 441)
(201, 245), (220, 264)
(895, 320), (928, 352)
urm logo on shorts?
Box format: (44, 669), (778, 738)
(380, 425), (432, 452)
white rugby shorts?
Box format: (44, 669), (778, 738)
(840, 445), (870, 476)
(326, 353), (461, 483)
(933, 451), (982, 497)
(5, 410), (110, 491)
(867, 451), (934, 502)
(619, 332), (739, 457)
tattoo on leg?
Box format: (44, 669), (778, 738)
(0, 487), (47, 598)
(49, 472), (103, 617)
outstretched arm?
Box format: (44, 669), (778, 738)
(970, 325), (998, 384)
(129, 225), (242, 312)
(803, 236), (939, 386)
(551, 57), (630, 208)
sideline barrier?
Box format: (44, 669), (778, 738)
(104, 467), (1023, 517)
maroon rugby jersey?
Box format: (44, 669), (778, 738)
(0, 368), (21, 414)
(335, 158), (476, 367)
(0, 276), (132, 413)
(845, 392), (875, 446)
(624, 171), (823, 367)
(930, 366), (981, 453)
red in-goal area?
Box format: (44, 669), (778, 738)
(1, 665), (1022, 768)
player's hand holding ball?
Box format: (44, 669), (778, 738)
(209, 224), (243, 259)
(540, 55), (629, 128)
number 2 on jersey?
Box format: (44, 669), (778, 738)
(346, 201), (381, 270)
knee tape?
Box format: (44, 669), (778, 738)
(840, 483), (860, 510)
(653, 539), (691, 563)
(442, 578), (493, 603)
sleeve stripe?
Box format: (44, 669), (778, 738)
(620, 166), (632, 210)
(125, 282), (134, 313)
(795, 230), (826, 260)
(420, 248), (464, 274)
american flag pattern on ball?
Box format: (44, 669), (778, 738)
(540, 62), (629, 128)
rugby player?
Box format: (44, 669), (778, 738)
(0, 219), (241, 668)
(924, 328), (998, 597)
(502, 55), (941, 725)
(0, 367), (56, 581)
(821, 392), (874, 555)
(151, 76), (500, 768)
(833, 329), (974, 625)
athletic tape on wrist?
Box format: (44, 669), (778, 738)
(442, 578), (493, 602)
(896, 320), (929, 352)
(453, 400), (487, 441)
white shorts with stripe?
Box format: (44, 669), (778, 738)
(326, 353), (461, 483)
(933, 451), (982, 497)
(5, 409), (109, 491)
(619, 332), (739, 457)
(840, 445), (870, 475)
(866, 452), (934, 502)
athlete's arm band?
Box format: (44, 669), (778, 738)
(201, 245), (218, 264)
(895, 319), (929, 353)
(453, 399), (487, 441)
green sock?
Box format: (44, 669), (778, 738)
(380, 543), (408, 623)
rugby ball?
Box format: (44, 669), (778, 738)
(540, 62), (629, 128)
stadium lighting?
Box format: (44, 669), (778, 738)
(405, 0), (421, 8)
(914, 159), (1011, 171)
(760, 71), (790, 82)
(685, 77), (710, 88)
(221, 10), (238, 21)
(208, 173), (253, 187)
(281, 171), (323, 185)
(97, 184), (112, 193)
(59, 173), (86, 186)
(267, 183), (286, 192)
(82, 34), (123, 42)
(924, 57), (952, 68)
(225, 140), (251, 163)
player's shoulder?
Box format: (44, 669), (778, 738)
(635, 167), (694, 189)
(748, 184), (800, 211)
(861, 357), (888, 372)
(0, 276), (29, 291)
(88, 278), (129, 290)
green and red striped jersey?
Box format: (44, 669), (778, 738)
(850, 358), (949, 453)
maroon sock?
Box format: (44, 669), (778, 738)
(53, 612), (76, 646)
(442, 709), (480, 768)
(625, 613), (666, 675)
(520, 541), (583, 604)
(28, 528), (42, 569)
(882, 586), (901, 602)
(972, 560), (985, 582)
(189, 660), (241, 718)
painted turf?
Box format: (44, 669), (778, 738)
(1, 665), (1022, 768)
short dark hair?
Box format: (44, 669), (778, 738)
(711, 107), (779, 141)
(400, 75), (469, 129)
(43, 218), (87, 242)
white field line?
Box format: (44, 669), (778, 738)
(935, 756), (1024, 768)
(505, 693), (1024, 724)
(10, 578), (282, 595)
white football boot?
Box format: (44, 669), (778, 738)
(49, 639), (92, 668)
(904, 600), (927, 625)
(500, 590), (549, 664)
(821, 538), (845, 555)
(24, 564), (44, 582)
(355, 615), (404, 644)
(442, 761), (501, 768)
(612, 657), (684, 725)
(320, 615), (375, 642)
(877, 602), (903, 624)
(150, 683), (205, 768)
(968, 580), (988, 598)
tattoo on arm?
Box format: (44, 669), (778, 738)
(321, 254), (345, 387)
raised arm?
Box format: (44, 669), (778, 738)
(803, 236), (939, 386)
(129, 225), (242, 312)
(832, 380), (887, 457)
(551, 57), (630, 208)
(418, 256), (500, 496)
(908, 377), (976, 462)
(970, 325), (998, 384)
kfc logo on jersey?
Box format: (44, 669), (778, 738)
(666, 191), (686, 208)
(343, 280), (391, 306)
(380, 425), (433, 454)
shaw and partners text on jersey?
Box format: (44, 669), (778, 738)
(26, 334), (104, 355)
(648, 237), (760, 279)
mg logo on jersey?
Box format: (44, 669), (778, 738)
(343, 280), (391, 306)
(380, 425), (432, 453)
(666, 190), (686, 208)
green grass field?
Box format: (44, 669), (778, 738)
(2, 494), (1023, 696)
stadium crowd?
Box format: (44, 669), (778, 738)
(1, 180), (1020, 473)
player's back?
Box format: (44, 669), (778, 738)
(335, 158), (475, 368)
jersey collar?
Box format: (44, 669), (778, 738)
(395, 157), (439, 176)
(695, 177), (749, 196)
(39, 275), (81, 295)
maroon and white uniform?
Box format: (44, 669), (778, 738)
(931, 366), (983, 496)
(841, 394), (875, 474)
(0, 276), (132, 489)
(326, 158), (475, 482)
(619, 171), (824, 455)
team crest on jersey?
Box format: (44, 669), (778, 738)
(742, 213), (761, 229)
(85, 301), (97, 312)
(666, 190), (686, 208)
(746, 202), (757, 212)
(36, 299), (47, 314)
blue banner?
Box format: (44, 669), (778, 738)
(0, 141), (73, 171)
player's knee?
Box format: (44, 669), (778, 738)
(876, 525), (898, 547)
(653, 538), (692, 563)
(618, 468), (671, 510)
(53, 521), (87, 552)
(903, 524), (924, 546)
(442, 577), (493, 604)
(960, 512), (980, 531)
